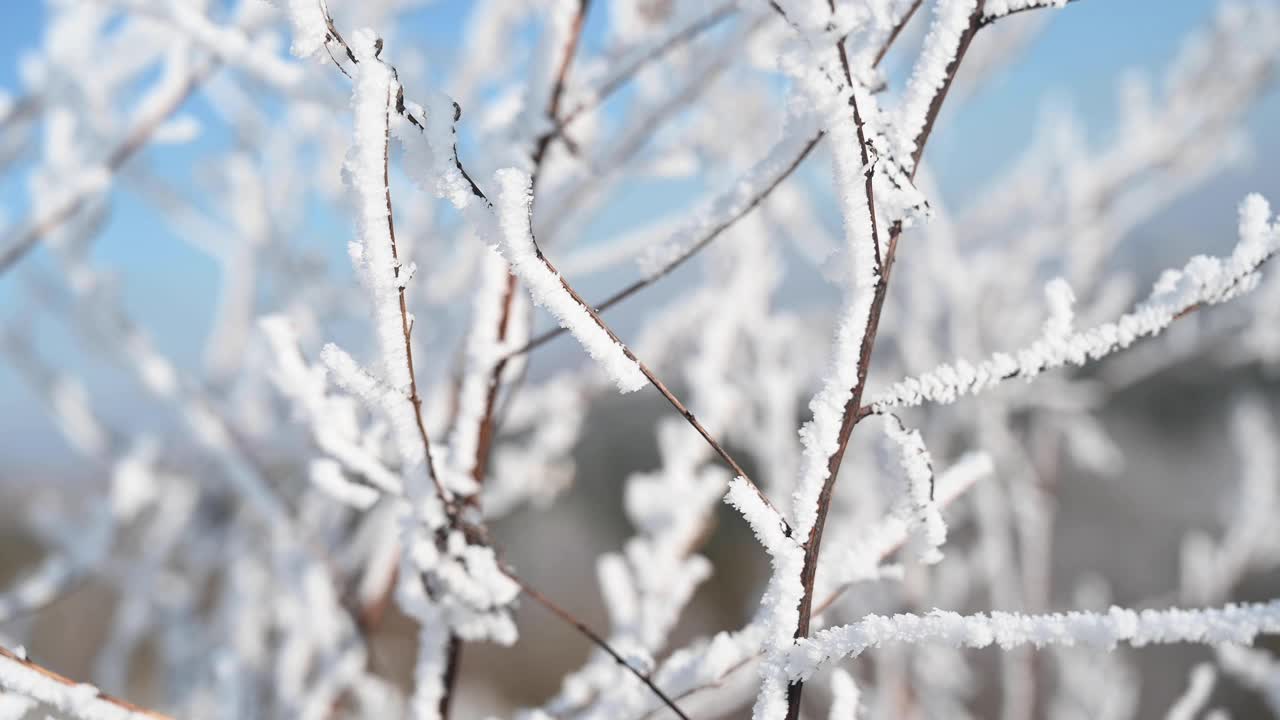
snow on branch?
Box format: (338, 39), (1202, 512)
(789, 68), (883, 541)
(724, 476), (806, 718)
(894, 0), (978, 169)
(787, 599), (1280, 682)
(345, 31), (412, 398)
(872, 194), (1280, 411)
(982, 0), (1072, 24)
(726, 477), (798, 560)
(491, 168), (646, 393)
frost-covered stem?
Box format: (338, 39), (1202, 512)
(979, 0), (1080, 28)
(493, 167), (787, 526)
(381, 79), (447, 508)
(630, 464), (984, 717)
(507, 0), (924, 362)
(448, 4), (592, 707)
(472, 0), (592, 491)
(787, 5), (987, 717)
(908, 3), (986, 172)
(510, 575), (691, 720)
(502, 133), (823, 360)
(535, 234), (775, 510)
(0, 61), (215, 277)
(787, 600), (1280, 681)
(0, 645), (171, 719)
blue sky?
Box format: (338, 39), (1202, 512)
(1, 0), (1277, 474)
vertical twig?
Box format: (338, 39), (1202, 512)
(444, 2), (595, 715)
(784, 3), (988, 717)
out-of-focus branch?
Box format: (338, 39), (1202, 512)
(538, 1), (737, 152)
(0, 645), (172, 720)
(0, 62), (216, 278)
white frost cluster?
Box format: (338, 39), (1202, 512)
(821, 452), (992, 595)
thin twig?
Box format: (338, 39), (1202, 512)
(784, 3), (989, 717)
(506, 0), (922, 362)
(527, 238), (787, 524)
(509, 575), (691, 720)
(539, 1), (737, 151)
(379, 61), (449, 507)
(532, 0), (593, 174)
(503, 132), (823, 360)
(448, 1), (595, 711)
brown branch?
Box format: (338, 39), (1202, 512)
(507, 0), (923, 362)
(509, 575), (691, 720)
(438, 637), (463, 719)
(470, 0), (594, 502)
(0, 645), (172, 719)
(531, 0), (593, 179)
(504, 132), (822, 359)
(397, 35), (783, 527)
(449, 1), (594, 710)
(525, 238), (787, 526)
(784, 3), (988, 717)
(377, 56), (450, 509)
(540, 1), (737, 150)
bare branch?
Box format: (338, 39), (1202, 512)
(509, 575), (692, 720)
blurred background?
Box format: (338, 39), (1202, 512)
(1, 1), (1279, 718)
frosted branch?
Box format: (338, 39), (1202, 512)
(0, 646), (168, 720)
(492, 168), (646, 393)
(788, 599), (1280, 682)
(872, 194), (1280, 411)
